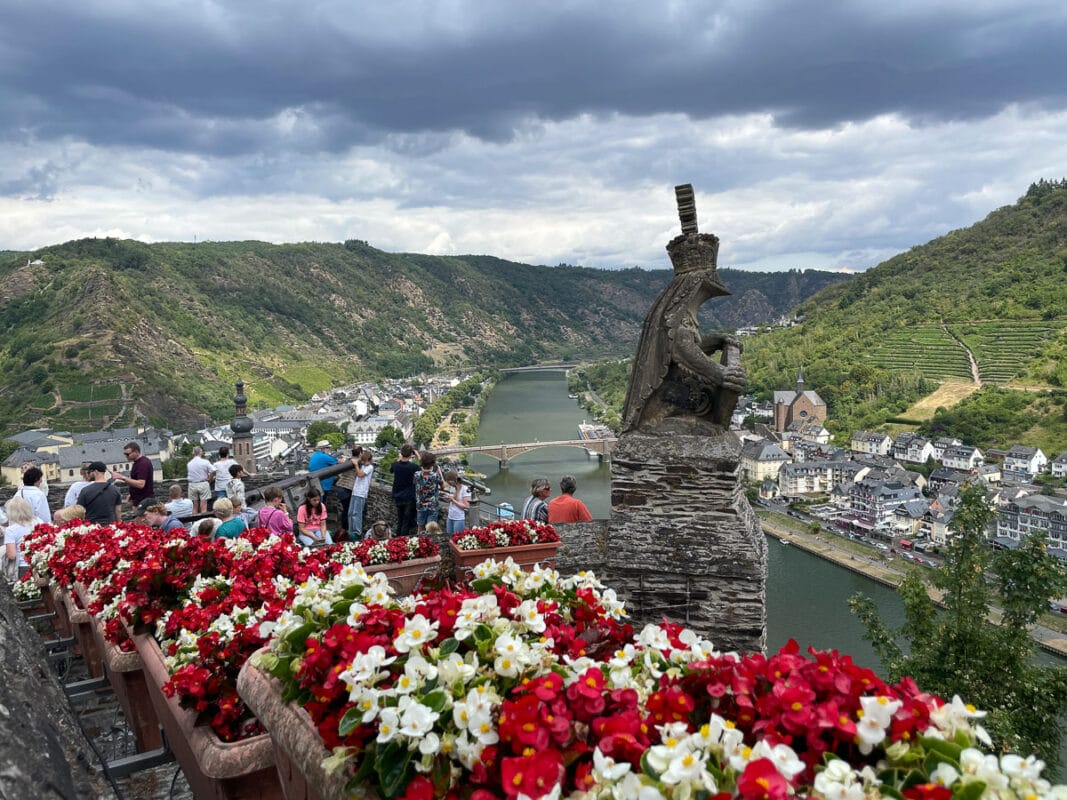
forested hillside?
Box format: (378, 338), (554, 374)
(0, 239), (842, 432)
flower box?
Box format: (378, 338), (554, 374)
(74, 583), (162, 753)
(448, 539), (559, 581)
(130, 629), (282, 800)
(363, 554), (441, 596)
(41, 580), (72, 639)
(237, 652), (354, 800)
(58, 586), (104, 678)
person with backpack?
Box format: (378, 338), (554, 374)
(77, 462), (122, 524)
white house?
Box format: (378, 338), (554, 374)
(1052, 451), (1067, 479)
(941, 445), (983, 471)
(931, 437), (963, 462)
(1002, 445), (1048, 482)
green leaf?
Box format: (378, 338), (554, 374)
(640, 750), (662, 780)
(431, 754), (451, 795)
(920, 736), (963, 763)
(376, 741), (415, 799)
(422, 690), (448, 713)
(473, 623), (494, 644)
(954, 781), (987, 800)
(471, 577), (500, 593)
(439, 637), (460, 657)
(341, 584), (365, 600)
(339, 707), (364, 737)
(285, 623), (315, 648)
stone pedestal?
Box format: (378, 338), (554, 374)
(608, 428), (766, 654)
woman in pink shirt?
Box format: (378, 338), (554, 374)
(256, 487), (294, 537)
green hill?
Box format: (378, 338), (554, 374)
(740, 180), (1067, 440)
(0, 239), (842, 432)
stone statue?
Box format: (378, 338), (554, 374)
(608, 184), (766, 654)
(622, 185), (745, 434)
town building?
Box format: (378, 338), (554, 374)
(1052, 451), (1067, 480)
(740, 440), (791, 483)
(941, 445), (983, 472)
(772, 367), (827, 433)
(1002, 445), (1048, 482)
(850, 431), (893, 457)
(996, 494), (1067, 550)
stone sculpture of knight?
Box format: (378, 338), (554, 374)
(621, 184), (746, 434)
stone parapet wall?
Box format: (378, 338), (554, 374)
(0, 581), (113, 798)
(608, 428), (767, 653)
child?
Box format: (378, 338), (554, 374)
(443, 470), (470, 536)
(349, 450), (375, 540)
(297, 488), (331, 547)
(413, 452), (444, 533)
(424, 520), (441, 537)
(363, 520), (391, 540)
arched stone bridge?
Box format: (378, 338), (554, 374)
(435, 437), (616, 468)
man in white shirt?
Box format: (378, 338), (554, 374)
(17, 466), (52, 524)
(212, 447), (237, 502)
(185, 446), (215, 514)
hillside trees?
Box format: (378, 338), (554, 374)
(850, 483), (1067, 768)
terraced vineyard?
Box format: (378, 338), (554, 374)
(866, 326), (973, 381)
(948, 321), (1062, 384)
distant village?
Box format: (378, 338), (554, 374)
(736, 368), (1067, 557)
(1, 373), (470, 493)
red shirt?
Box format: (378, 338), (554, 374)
(547, 494), (593, 524)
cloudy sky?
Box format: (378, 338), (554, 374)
(2, 1), (1066, 271)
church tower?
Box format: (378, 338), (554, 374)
(231, 380), (256, 475)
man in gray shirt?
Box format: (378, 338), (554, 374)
(186, 446), (214, 514)
(77, 462), (122, 524)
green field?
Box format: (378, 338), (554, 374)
(948, 321), (1062, 384)
(59, 383), (123, 402)
(57, 403), (124, 422)
(866, 326), (973, 381)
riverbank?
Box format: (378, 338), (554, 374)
(761, 515), (1067, 660)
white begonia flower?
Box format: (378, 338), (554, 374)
(855, 695), (902, 755)
(614, 772), (665, 800)
(394, 614), (439, 654)
(959, 748), (1009, 792)
(336, 563), (366, 586)
(637, 624), (672, 652)
(377, 708), (400, 743)
(513, 599), (546, 633)
(1000, 753), (1046, 783)
(350, 686), (381, 723)
(399, 702), (440, 738)
(929, 695), (992, 746)
(454, 733), (484, 770)
(418, 732), (441, 756)
(494, 653), (520, 678)
(593, 748), (632, 782)
(813, 759), (866, 800)
(750, 740), (805, 781)
(645, 733), (692, 774)
(438, 652), (478, 686)
(929, 762), (960, 788)
(339, 645), (396, 688)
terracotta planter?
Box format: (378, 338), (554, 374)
(74, 583), (163, 753)
(130, 629), (282, 800)
(237, 652), (356, 800)
(59, 586), (104, 678)
(363, 555), (441, 596)
(448, 540), (559, 581)
(41, 580), (72, 638)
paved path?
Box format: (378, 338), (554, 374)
(761, 516), (1067, 659)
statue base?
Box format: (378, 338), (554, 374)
(607, 427), (767, 654)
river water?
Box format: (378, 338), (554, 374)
(471, 370), (1066, 774)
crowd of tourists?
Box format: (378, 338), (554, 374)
(2, 437), (596, 581)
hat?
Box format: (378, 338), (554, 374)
(88, 461), (108, 473)
(316, 439), (331, 448)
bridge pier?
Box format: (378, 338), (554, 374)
(499, 459), (509, 470)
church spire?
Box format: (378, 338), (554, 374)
(796, 365), (805, 397)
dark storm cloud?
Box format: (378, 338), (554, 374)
(2, 1), (1065, 157)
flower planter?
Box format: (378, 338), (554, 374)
(237, 652), (356, 800)
(59, 586), (104, 678)
(40, 579), (72, 638)
(130, 629), (282, 800)
(74, 583), (163, 753)
(448, 540), (559, 581)
(363, 555), (441, 596)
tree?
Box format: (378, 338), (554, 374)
(374, 426), (405, 450)
(306, 421), (342, 447)
(437, 430), (452, 443)
(851, 482), (1067, 768)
